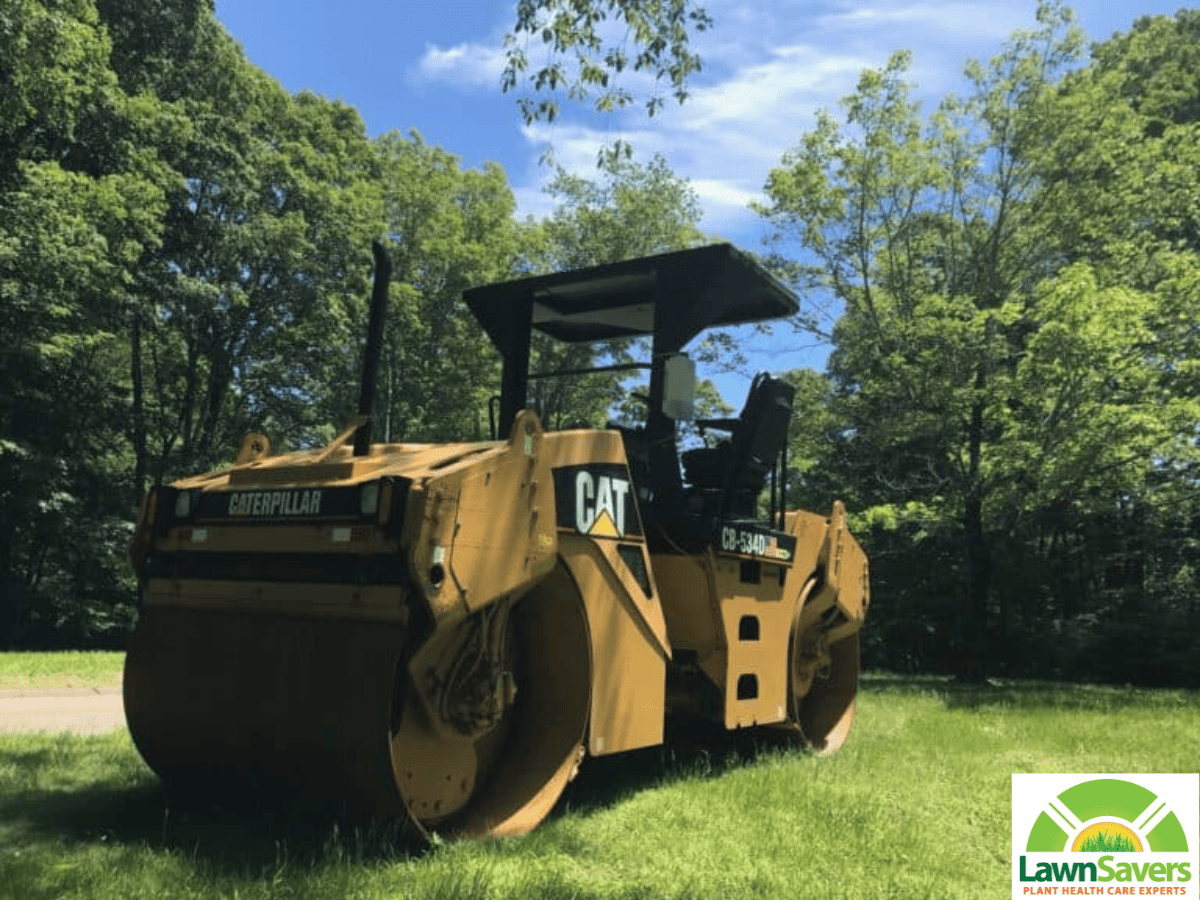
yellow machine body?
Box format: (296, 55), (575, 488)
(124, 244), (870, 839)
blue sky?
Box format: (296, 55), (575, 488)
(213, 1), (1190, 397)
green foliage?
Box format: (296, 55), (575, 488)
(0, 0), (179, 646)
(501, 0), (712, 126)
(371, 130), (518, 441)
(0, 2), (718, 647)
(1, 679), (1196, 898)
(0, 0), (117, 180)
(991, 265), (1178, 523)
(537, 151), (705, 270)
(0, 650), (123, 688)
(3, 0), (1196, 687)
(0, 2), (385, 644)
(521, 151), (707, 429)
(761, 2), (1200, 682)
(136, 26), (386, 474)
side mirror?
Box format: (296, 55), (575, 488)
(661, 354), (696, 421)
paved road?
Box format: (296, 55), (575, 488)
(0, 687), (126, 735)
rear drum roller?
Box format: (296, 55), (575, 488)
(789, 631), (859, 754)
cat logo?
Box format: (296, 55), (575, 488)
(553, 465), (642, 539)
(575, 471), (630, 537)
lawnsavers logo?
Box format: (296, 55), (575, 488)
(1012, 774), (1198, 898)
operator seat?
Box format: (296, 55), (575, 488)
(680, 372), (796, 520)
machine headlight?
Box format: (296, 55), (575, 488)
(360, 482), (379, 517)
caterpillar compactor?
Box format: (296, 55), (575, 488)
(125, 242), (870, 839)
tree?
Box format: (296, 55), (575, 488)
(1020, 9), (1200, 683)
(521, 151), (707, 429)
(0, 0), (115, 184)
(0, 0), (389, 645)
(122, 12), (386, 482)
(369, 130), (520, 441)
(1037, 9), (1200, 429)
(538, 151), (705, 269)
(92, 0), (213, 95)
(760, 3), (1200, 683)
(0, 0), (175, 644)
(759, 4), (1106, 678)
(502, 0), (712, 125)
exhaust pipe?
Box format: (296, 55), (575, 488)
(354, 240), (392, 456)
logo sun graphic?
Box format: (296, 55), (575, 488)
(1071, 820), (1144, 853)
(1026, 778), (1189, 853)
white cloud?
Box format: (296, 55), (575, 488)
(690, 179), (764, 237)
(511, 183), (554, 222)
(692, 179), (759, 211)
(507, 0), (1060, 249)
(417, 42), (505, 88)
(816, 1), (1026, 42)
(520, 122), (667, 166)
(510, 121), (668, 221)
(682, 45), (866, 129)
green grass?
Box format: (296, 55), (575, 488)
(1077, 830), (1139, 853)
(0, 651), (124, 690)
(1, 673), (1197, 899)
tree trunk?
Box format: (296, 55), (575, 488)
(130, 305), (147, 615)
(0, 518), (20, 648)
(960, 389), (991, 682)
(131, 307), (147, 497)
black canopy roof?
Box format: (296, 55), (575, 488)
(464, 243), (799, 356)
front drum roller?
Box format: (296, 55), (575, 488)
(123, 609), (412, 818)
(125, 572), (592, 840)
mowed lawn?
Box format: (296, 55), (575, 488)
(1, 654), (1197, 900)
(0, 650), (124, 690)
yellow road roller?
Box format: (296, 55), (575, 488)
(125, 242), (870, 839)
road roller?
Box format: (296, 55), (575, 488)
(125, 242), (870, 840)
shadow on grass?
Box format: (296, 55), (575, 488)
(18, 675), (1190, 873)
(553, 716), (805, 822)
(3, 777), (430, 874)
(862, 671), (1200, 712)
(4, 719), (807, 873)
